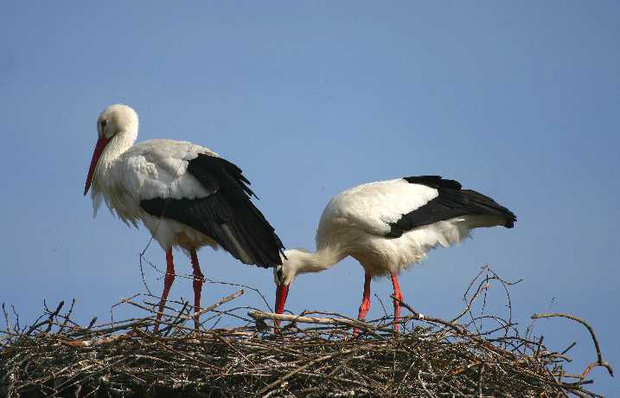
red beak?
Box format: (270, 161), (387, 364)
(274, 284), (290, 327)
(84, 136), (110, 196)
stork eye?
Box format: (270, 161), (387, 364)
(276, 266), (284, 282)
(101, 120), (107, 128)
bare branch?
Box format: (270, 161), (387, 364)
(531, 312), (614, 378)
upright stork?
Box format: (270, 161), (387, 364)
(84, 104), (284, 331)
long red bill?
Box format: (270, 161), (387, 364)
(274, 284), (290, 328)
(84, 136), (110, 196)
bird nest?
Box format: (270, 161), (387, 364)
(0, 267), (612, 397)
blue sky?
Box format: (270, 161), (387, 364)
(1, 2), (618, 394)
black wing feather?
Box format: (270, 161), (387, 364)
(140, 154), (284, 267)
(386, 176), (516, 238)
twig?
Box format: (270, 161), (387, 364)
(44, 300), (65, 333)
(248, 310), (373, 330)
(257, 350), (351, 395)
(531, 312), (614, 377)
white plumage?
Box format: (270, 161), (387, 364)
(85, 104), (284, 331)
(91, 138), (221, 253)
(274, 176), (515, 331)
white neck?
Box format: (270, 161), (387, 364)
(287, 245), (346, 275)
(97, 129), (138, 174)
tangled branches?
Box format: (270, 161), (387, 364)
(0, 267), (612, 397)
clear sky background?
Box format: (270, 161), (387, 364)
(1, 2), (618, 395)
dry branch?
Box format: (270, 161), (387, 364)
(531, 312), (614, 378)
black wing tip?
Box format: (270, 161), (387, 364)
(463, 189), (518, 229)
(504, 213), (517, 229)
(246, 237), (286, 268)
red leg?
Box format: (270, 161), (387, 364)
(357, 273), (372, 320)
(190, 249), (204, 330)
(354, 273), (372, 337)
(154, 249), (175, 332)
(391, 273), (403, 332)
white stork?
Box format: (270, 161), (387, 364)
(84, 104), (284, 331)
(273, 176), (516, 331)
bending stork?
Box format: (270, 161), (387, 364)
(273, 176), (515, 331)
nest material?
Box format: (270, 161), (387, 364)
(0, 268), (612, 397)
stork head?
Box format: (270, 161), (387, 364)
(97, 104), (139, 140)
(84, 104), (139, 195)
(273, 249), (316, 326)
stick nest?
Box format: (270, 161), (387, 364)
(0, 267), (612, 397)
